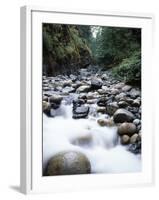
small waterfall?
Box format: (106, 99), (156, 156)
(43, 103), (141, 173)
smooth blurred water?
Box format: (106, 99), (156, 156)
(43, 104), (141, 174)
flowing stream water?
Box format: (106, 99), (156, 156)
(43, 101), (141, 174)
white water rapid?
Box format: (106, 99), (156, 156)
(43, 103), (141, 174)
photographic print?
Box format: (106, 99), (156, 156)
(42, 23), (141, 176)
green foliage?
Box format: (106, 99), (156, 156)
(43, 24), (91, 75)
(93, 27), (141, 66)
(112, 50), (141, 85)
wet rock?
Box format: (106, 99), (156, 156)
(97, 118), (114, 127)
(96, 106), (106, 114)
(70, 74), (77, 82)
(106, 102), (119, 116)
(114, 82), (125, 89)
(97, 97), (108, 107)
(87, 99), (97, 104)
(118, 122), (137, 136)
(101, 73), (109, 80)
(71, 135), (93, 147)
(62, 86), (75, 94)
(129, 88), (141, 99)
(133, 119), (140, 125)
(129, 141), (141, 154)
(63, 80), (72, 87)
(73, 99), (85, 107)
(43, 95), (48, 102)
(73, 106), (89, 119)
(122, 85), (132, 92)
(130, 133), (139, 144)
(46, 151), (91, 175)
(49, 94), (63, 104)
(76, 85), (91, 93)
(98, 88), (108, 95)
(91, 78), (103, 90)
(132, 99), (140, 107)
(121, 135), (130, 145)
(113, 109), (135, 123)
(110, 88), (119, 95)
(87, 92), (98, 99)
(43, 101), (51, 116)
(115, 92), (127, 101)
(118, 101), (128, 108)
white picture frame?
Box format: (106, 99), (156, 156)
(20, 5), (154, 194)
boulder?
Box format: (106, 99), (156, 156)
(97, 97), (108, 107)
(76, 85), (91, 93)
(49, 94), (63, 104)
(130, 133), (139, 144)
(43, 101), (51, 116)
(96, 106), (106, 114)
(121, 135), (130, 145)
(118, 122), (137, 136)
(118, 101), (128, 108)
(71, 135), (93, 147)
(106, 102), (119, 116)
(122, 85), (132, 92)
(129, 141), (141, 154)
(133, 119), (140, 125)
(46, 151), (91, 175)
(91, 78), (103, 90)
(73, 106), (89, 119)
(113, 109), (135, 123)
(129, 88), (141, 99)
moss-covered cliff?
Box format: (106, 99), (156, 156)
(43, 24), (92, 76)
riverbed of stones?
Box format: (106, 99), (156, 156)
(43, 66), (141, 175)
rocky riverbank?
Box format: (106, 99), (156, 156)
(43, 66), (141, 175)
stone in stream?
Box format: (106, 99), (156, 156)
(122, 85), (132, 92)
(130, 133), (139, 144)
(76, 85), (91, 93)
(71, 134), (93, 147)
(45, 151), (91, 176)
(97, 97), (108, 107)
(115, 92), (127, 101)
(133, 119), (141, 126)
(96, 106), (106, 114)
(106, 102), (119, 116)
(118, 101), (129, 108)
(132, 99), (141, 107)
(49, 94), (63, 104)
(128, 141), (141, 154)
(97, 118), (114, 127)
(49, 94), (63, 109)
(62, 80), (72, 87)
(73, 105), (89, 119)
(113, 108), (135, 123)
(43, 101), (51, 116)
(129, 88), (141, 99)
(118, 122), (137, 136)
(69, 74), (77, 82)
(121, 135), (130, 145)
(91, 78), (103, 90)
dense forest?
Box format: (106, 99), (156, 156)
(43, 24), (141, 86)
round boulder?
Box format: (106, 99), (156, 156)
(91, 78), (103, 90)
(118, 122), (137, 136)
(46, 151), (91, 176)
(49, 94), (63, 104)
(121, 135), (130, 145)
(113, 108), (135, 123)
